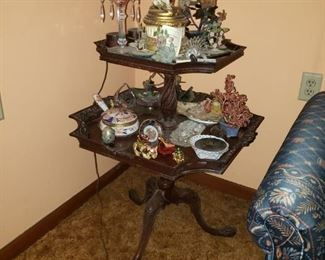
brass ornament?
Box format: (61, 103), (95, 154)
(172, 147), (185, 164)
(133, 136), (158, 160)
(143, 3), (189, 27)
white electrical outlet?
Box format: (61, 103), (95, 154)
(298, 72), (323, 101)
(0, 94), (4, 121)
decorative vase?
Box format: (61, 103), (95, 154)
(143, 4), (189, 52)
(219, 119), (240, 138)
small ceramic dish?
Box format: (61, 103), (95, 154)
(190, 135), (229, 160)
(170, 120), (206, 147)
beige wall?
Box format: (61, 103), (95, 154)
(135, 1), (325, 187)
(1, 0), (324, 250)
(0, 1), (134, 248)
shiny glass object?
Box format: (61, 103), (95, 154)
(113, 0), (130, 48)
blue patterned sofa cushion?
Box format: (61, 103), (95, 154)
(247, 91), (325, 260)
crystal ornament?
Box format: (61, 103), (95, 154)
(131, 0), (136, 21)
(136, 0), (141, 23)
(100, 0), (106, 22)
(109, 0), (115, 20)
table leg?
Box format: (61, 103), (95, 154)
(168, 186), (236, 237)
(129, 177), (236, 259)
(159, 74), (177, 128)
(129, 177), (157, 205)
(133, 189), (166, 260)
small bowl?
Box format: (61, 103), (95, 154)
(190, 135), (229, 160)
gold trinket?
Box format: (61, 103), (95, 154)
(133, 135), (158, 160)
(143, 3), (189, 28)
(172, 147), (184, 164)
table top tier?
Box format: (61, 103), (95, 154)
(95, 40), (246, 75)
(69, 97), (264, 181)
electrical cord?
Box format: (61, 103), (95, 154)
(94, 152), (109, 260)
(93, 61), (110, 259)
(97, 61), (109, 95)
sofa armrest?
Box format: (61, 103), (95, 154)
(248, 210), (305, 260)
(247, 166), (323, 260)
(247, 92), (325, 260)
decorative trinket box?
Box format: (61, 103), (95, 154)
(99, 107), (139, 137)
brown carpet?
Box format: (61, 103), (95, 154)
(15, 167), (263, 260)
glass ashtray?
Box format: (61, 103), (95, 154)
(169, 120), (206, 147)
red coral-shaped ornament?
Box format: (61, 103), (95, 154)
(211, 75), (253, 128)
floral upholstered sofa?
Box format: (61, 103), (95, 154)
(247, 91), (325, 260)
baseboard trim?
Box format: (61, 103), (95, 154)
(1, 164), (255, 259)
(185, 173), (257, 201)
(0, 162), (129, 260)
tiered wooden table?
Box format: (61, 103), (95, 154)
(69, 40), (264, 259)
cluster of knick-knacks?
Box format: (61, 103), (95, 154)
(99, 0), (231, 63)
(95, 72), (253, 163)
(95, 1), (253, 163)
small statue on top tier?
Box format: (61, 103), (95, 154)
(152, 0), (174, 10)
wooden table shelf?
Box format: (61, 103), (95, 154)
(69, 38), (263, 260)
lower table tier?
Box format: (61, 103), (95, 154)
(69, 99), (264, 181)
(69, 97), (263, 259)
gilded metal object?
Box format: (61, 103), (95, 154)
(143, 4), (189, 27)
(172, 147), (185, 164)
(133, 136), (158, 159)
